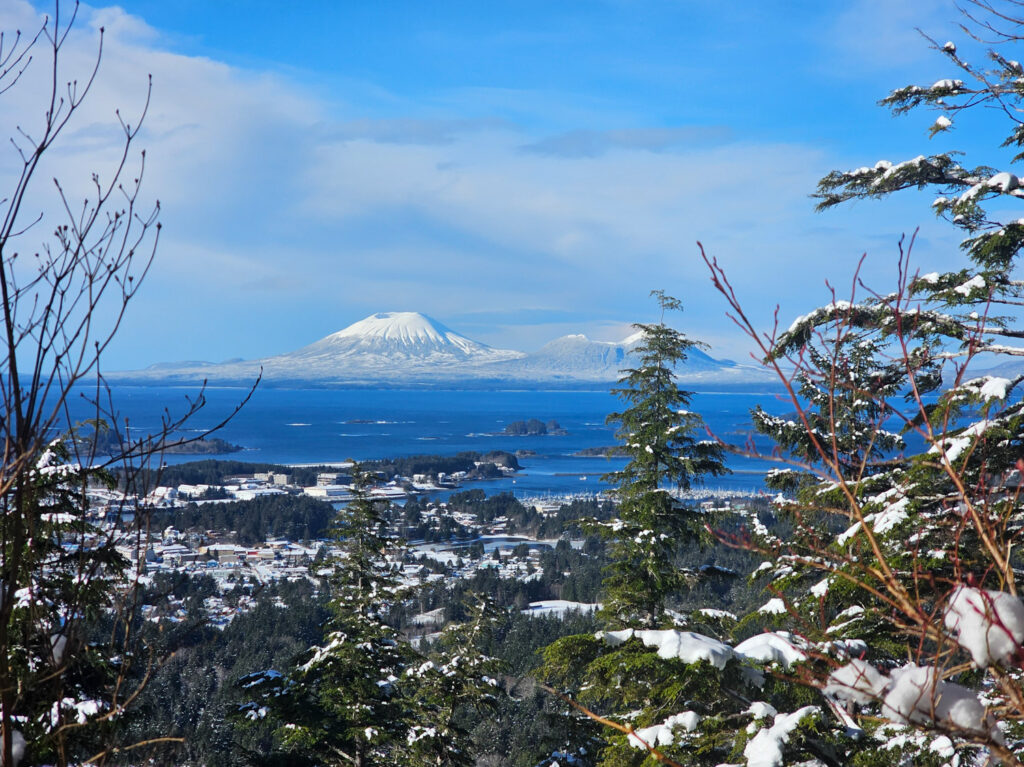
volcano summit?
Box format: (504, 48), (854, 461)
(114, 312), (763, 387)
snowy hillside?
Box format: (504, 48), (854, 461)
(112, 312), (767, 386)
(486, 332), (767, 383)
(296, 312), (514, 361)
(481, 333), (636, 381)
(273, 312), (524, 369)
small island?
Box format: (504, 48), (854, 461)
(160, 437), (244, 455)
(75, 429), (244, 456)
(503, 418), (567, 436)
(573, 445), (630, 457)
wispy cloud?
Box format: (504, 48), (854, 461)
(320, 117), (514, 146)
(0, 1), (967, 367)
(520, 126), (731, 158)
(828, 0), (956, 74)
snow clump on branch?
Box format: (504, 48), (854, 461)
(944, 586), (1024, 668)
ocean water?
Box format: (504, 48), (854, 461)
(64, 384), (790, 497)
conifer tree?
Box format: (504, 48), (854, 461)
(539, 297), (771, 767)
(238, 469), (503, 767)
(600, 291), (728, 628)
(691, 3), (1024, 763)
(402, 595), (505, 767)
(238, 467), (412, 766)
(3, 441), (132, 766)
(753, 333), (908, 495)
(543, 6), (1024, 766)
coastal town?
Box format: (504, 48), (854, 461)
(81, 459), (752, 632)
(90, 462), (583, 621)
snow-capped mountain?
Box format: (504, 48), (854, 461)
(273, 312), (523, 367)
(486, 332), (756, 383)
(112, 312), (764, 386)
(487, 334), (632, 381)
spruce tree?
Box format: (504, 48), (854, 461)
(402, 595), (506, 767)
(539, 296), (767, 767)
(238, 468), (502, 767)
(238, 467), (411, 766)
(2, 441), (137, 767)
(600, 291), (728, 628)
(692, 4), (1024, 763)
(543, 6), (1024, 766)
(753, 333), (908, 495)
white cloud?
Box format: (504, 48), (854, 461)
(521, 126), (732, 157)
(299, 132), (828, 273)
(0, 1), (967, 368)
(829, 0), (958, 74)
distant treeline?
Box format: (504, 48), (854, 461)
(154, 479), (613, 548)
(138, 460), (327, 489)
(365, 450), (520, 479)
(400, 490), (617, 542)
(160, 437), (244, 454)
(73, 427), (243, 457)
(155, 494), (336, 545)
(573, 445), (629, 457)
(130, 450), (521, 490)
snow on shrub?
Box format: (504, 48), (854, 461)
(626, 711), (700, 749)
(824, 659), (888, 705)
(743, 706), (820, 767)
(883, 665), (996, 739)
(943, 586), (1024, 668)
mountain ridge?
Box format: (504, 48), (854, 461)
(114, 311), (769, 386)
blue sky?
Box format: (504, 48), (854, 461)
(2, 0), (999, 367)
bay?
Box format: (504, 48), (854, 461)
(65, 384), (789, 497)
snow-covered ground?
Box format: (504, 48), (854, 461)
(521, 600), (599, 617)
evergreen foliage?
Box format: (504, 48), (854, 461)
(692, 6), (1024, 764)
(539, 297), (753, 767)
(721, 9), (1024, 758)
(542, 7), (1024, 767)
(1, 443), (132, 766)
(237, 467), (504, 766)
(115, 571), (605, 767)
(367, 451), (520, 480)
(117, 578), (328, 766)
(141, 460), (319, 488)
(238, 468), (414, 766)
(599, 291), (727, 628)
(403, 595), (506, 767)
(145, 450), (520, 490)
(159, 494), (336, 544)
(753, 335), (906, 493)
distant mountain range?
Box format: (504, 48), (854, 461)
(111, 311), (770, 387)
